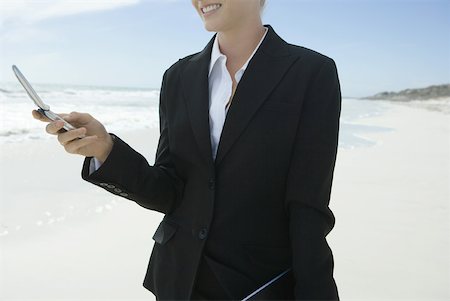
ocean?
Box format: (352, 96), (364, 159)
(0, 81), (161, 144)
(0, 81), (393, 148)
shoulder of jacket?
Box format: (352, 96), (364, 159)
(287, 43), (336, 67)
(163, 52), (199, 80)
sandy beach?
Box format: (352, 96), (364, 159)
(0, 99), (449, 300)
(330, 100), (449, 300)
(0, 127), (164, 300)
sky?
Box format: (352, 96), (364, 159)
(0, 0), (449, 98)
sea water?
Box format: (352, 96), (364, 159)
(0, 81), (393, 148)
(0, 81), (160, 144)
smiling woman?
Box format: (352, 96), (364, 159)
(62, 0), (343, 300)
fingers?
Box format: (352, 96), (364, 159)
(58, 127), (87, 145)
(32, 110), (78, 122)
(46, 120), (66, 135)
(32, 110), (52, 122)
(32, 110), (70, 123)
(58, 127), (86, 145)
(63, 135), (98, 154)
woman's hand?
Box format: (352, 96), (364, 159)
(32, 110), (114, 163)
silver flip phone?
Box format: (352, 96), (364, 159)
(12, 65), (84, 137)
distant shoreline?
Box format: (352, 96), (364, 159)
(362, 83), (450, 101)
(359, 84), (450, 114)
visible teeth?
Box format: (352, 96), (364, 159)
(202, 4), (221, 13)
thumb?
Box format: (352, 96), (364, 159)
(64, 111), (92, 124)
(56, 112), (70, 119)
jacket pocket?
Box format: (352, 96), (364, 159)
(152, 220), (178, 245)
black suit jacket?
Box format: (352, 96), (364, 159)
(81, 23), (341, 300)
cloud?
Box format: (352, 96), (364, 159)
(0, 0), (141, 27)
(0, 0), (146, 44)
(0, 26), (54, 44)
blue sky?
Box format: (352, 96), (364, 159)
(0, 0), (448, 97)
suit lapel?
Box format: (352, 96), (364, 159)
(181, 24), (299, 169)
(180, 32), (216, 170)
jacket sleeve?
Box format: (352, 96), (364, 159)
(81, 69), (185, 214)
(285, 58), (341, 300)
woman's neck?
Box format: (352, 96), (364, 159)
(216, 22), (266, 65)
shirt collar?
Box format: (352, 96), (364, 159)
(208, 26), (268, 77)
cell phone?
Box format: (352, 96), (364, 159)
(12, 65), (85, 137)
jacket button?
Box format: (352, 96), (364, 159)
(119, 192), (129, 197)
(198, 228), (208, 240)
(208, 179), (215, 190)
(99, 183), (108, 187)
(113, 188), (122, 193)
(107, 184), (115, 189)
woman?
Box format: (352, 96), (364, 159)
(33, 0), (341, 300)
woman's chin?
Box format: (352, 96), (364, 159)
(203, 24), (219, 33)
(202, 19), (226, 32)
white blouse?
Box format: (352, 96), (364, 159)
(89, 26), (268, 174)
(208, 25), (268, 160)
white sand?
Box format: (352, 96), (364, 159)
(0, 129), (163, 300)
(0, 101), (449, 300)
(330, 100), (449, 300)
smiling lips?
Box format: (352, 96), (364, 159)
(201, 3), (222, 15)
